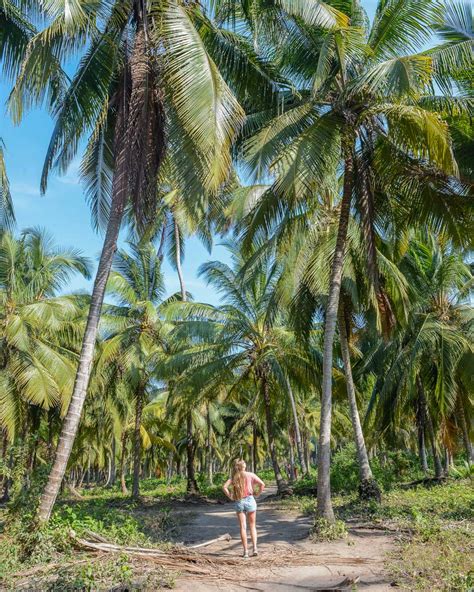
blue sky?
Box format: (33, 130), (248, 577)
(0, 1), (379, 305)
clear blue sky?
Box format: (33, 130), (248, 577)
(0, 1), (379, 304)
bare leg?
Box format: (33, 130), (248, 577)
(237, 511), (248, 555)
(248, 511), (257, 554)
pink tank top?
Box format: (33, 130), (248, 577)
(224, 471), (265, 499)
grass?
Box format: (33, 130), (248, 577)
(273, 477), (473, 591)
(1, 466), (472, 591)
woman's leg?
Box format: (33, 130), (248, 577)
(248, 511), (257, 553)
(237, 511), (248, 555)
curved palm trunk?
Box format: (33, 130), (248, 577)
(261, 372), (288, 494)
(38, 182), (127, 521)
(317, 155), (353, 522)
(338, 305), (380, 501)
(37, 70), (132, 521)
(286, 377), (308, 476)
(132, 384), (145, 499)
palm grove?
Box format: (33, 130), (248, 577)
(0, 0), (472, 527)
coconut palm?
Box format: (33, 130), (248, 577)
(165, 244), (321, 494)
(365, 233), (473, 476)
(237, 0), (471, 520)
(0, 228), (90, 496)
(0, 140), (14, 231)
(96, 241), (173, 499)
(6, 0), (280, 522)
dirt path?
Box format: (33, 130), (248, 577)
(170, 486), (396, 591)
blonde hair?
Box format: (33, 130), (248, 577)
(231, 459), (246, 500)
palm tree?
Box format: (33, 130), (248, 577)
(0, 139), (14, 230)
(7, 0), (273, 522)
(237, 0), (470, 520)
(97, 242), (171, 499)
(365, 233), (473, 477)
(166, 244), (319, 494)
(0, 228), (90, 495)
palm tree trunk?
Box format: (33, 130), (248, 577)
(110, 437), (117, 486)
(186, 412), (199, 494)
(417, 378), (443, 478)
(260, 372), (288, 494)
(206, 405), (213, 485)
(120, 432), (129, 495)
(458, 399), (474, 465)
(285, 377), (308, 475)
(252, 424), (258, 472)
(338, 304), (380, 501)
(288, 434), (296, 481)
(132, 384), (145, 499)
(416, 392), (429, 473)
(37, 121), (129, 521)
(317, 154), (353, 521)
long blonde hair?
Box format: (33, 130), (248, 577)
(231, 459), (246, 500)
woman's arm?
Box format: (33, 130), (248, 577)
(253, 474), (265, 497)
(222, 479), (233, 499)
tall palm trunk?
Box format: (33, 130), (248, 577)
(110, 437), (117, 486)
(260, 372), (288, 494)
(120, 432), (129, 495)
(132, 384), (145, 499)
(252, 423), (258, 472)
(174, 218), (199, 494)
(417, 378), (443, 478)
(186, 412), (199, 494)
(416, 392), (429, 473)
(206, 404), (213, 485)
(338, 304), (380, 501)
(37, 81), (130, 522)
(317, 154), (353, 521)
(458, 398), (473, 465)
(285, 377), (308, 475)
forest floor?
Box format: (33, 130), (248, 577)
(164, 486), (395, 591)
(1, 479), (472, 591)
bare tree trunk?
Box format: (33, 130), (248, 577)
(260, 372), (289, 494)
(110, 438), (117, 486)
(37, 102), (130, 521)
(206, 405), (213, 485)
(252, 424), (258, 473)
(416, 393), (429, 473)
(288, 434), (296, 481)
(418, 378), (443, 478)
(458, 399), (474, 464)
(186, 412), (199, 494)
(338, 304), (380, 501)
(285, 377), (308, 475)
(132, 385), (145, 500)
(120, 432), (129, 495)
(317, 154), (353, 522)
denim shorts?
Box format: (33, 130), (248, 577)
(235, 495), (257, 513)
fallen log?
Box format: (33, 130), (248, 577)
(189, 533), (232, 548)
(399, 477), (447, 490)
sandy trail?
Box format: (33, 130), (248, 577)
(170, 486), (396, 591)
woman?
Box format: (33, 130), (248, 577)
(223, 459), (266, 559)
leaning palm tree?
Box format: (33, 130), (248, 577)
(238, 0), (471, 520)
(0, 139), (15, 231)
(7, 0), (277, 521)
